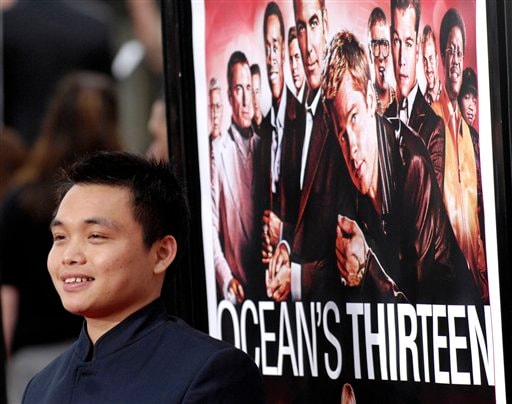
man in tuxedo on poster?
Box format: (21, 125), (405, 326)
(384, 0), (446, 192)
(323, 30), (482, 400)
(265, 0), (355, 303)
(259, 2), (302, 273)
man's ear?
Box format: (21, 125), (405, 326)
(366, 80), (376, 117)
(322, 7), (329, 37)
(153, 235), (177, 275)
(227, 88), (233, 109)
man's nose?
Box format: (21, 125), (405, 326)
(62, 241), (86, 266)
(347, 128), (358, 160)
(398, 43), (405, 66)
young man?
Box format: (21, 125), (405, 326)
(22, 151), (265, 403)
(322, 30), (478, 304)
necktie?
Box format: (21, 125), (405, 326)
(399, 97), (409, 124)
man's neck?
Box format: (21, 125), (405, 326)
(232, 119), (252, 139)
(273, 90), (283, 111)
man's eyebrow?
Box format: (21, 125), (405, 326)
(84, 217), (122, 230)
(50, 218), (62, 229)
(49, 217), (122, 230)
(308, 13), (319, 25)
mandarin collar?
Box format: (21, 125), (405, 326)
(75, 299), (168, 361)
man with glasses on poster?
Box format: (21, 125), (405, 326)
(431, 8), (488, 303)
(367, 7), (396, 115)
(385, 0), (445, 191)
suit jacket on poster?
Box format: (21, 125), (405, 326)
(357, 115), (479, 304)
(385, 87), (446, 192)
(258, 87), (300, 219)
(211, 124), (263, 299)
(280, 100), (356, 300)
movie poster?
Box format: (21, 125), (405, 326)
(191, 0), (506, 402)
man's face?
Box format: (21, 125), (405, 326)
(370, 21), (391, 92)
(252, 73), (262, 122)
(294, 0), (328, 91)
(209, 88), (223, 138)
(265, 14), (285, 101)
(460, 92), (477, 127)
(48, 184), (162, 323)
(422, 37), (438, 91)
(391, 6), (419, 100)
(329, 73), (379, 198)
(228, 62), (253, 128)
(443, 26), (464, 102)
(289, 38), (305, 91)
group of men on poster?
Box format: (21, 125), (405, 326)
(208, 0), (488, 309)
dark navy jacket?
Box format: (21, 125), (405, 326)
(22, 300), (265, 403)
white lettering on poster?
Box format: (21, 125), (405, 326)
(217, 301), (494, 386)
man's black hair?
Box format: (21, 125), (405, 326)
(439, 7), (466, 55)
(227, 51), (249, 91)
(263, 2), (285, 43)
(55, 151), (190, 259)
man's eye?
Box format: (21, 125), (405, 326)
(337, 129), (347, 143)
(89, 233), (106, 240)
(297, 23), (305, 34)
(52, 234), (66, 242)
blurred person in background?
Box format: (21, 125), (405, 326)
(2, 0), (112, 147)
(0, 71), (122, 403)
(0, 127), (28, 203)
(145, 94), (169, 163)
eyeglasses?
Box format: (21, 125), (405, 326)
(444, 47), (464, 60)
(370, 39), (390, 58)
